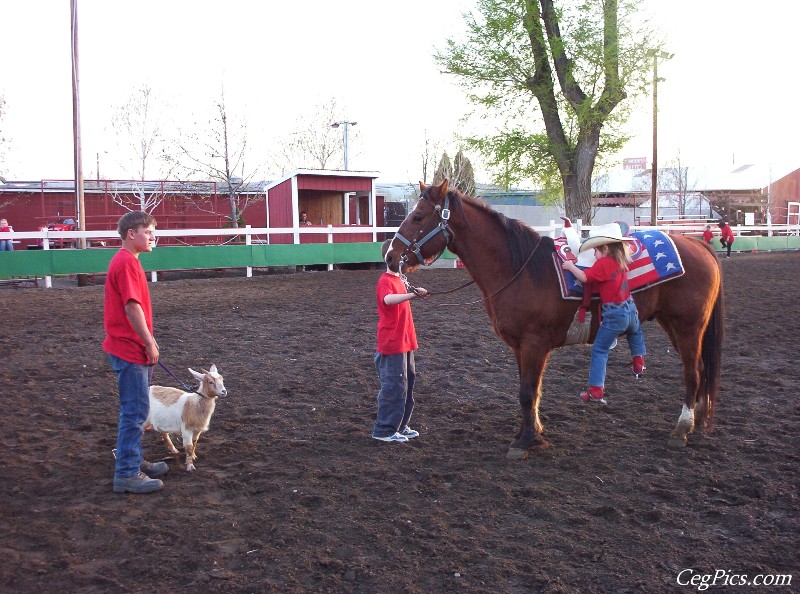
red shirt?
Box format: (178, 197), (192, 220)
(719, 225), (734, 243)
(584, 256), (630, 304)
(375, 272), (418, 355)
(0, 225), (11, 233)
(702, 229), (714, 244)
(103, 249), (153, 364)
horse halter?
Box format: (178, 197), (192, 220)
(393, 194), (452, 271)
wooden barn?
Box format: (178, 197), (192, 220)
(258, 169), (383, 244)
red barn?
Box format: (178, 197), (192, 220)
(0, 170), (387, 248)
(261, 169), (382, 244)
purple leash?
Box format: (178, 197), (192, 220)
(150, 360), (196, 393)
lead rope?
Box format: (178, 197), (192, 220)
(402, 235), (544, 307)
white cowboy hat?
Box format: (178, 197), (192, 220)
(579, 223), (635, 253)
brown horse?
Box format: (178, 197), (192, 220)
(385, 180), (723, 459)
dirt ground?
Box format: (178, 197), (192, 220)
(0, 251), (798, 593)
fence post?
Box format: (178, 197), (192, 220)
(245, 225), (252, 278)
(327, 225), (334, 271)
(43, 229), (52, 289)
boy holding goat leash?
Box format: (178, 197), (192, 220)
(103, 211), (167, 494)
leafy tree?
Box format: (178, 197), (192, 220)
(172, 87), (264, 228)
(437, 0), (655, 222)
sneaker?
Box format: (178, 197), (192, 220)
(141, 460), (169, 479)
(113, 472), (163, 494)
(400, 427), (420, 439)
(372, 432), (409, 443)
(580, 386), (607, 405)
(632, 356), (646, 378)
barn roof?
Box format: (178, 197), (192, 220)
(263, 169), (380, 192)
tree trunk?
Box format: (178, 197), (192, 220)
(562, 128), (600, 223)
(229, 192), (240, 228)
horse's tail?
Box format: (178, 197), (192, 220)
(697, 271), (724, 431)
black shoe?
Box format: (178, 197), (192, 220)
(141, 460), (169, 479)
(113, 472), (163, 494)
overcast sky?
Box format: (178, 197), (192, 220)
(1, 0), (798, 186)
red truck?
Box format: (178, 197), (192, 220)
(38, 218), (77, 248)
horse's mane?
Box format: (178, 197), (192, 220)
(447, 189), (555, 278)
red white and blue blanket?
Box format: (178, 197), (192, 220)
(554, 230), (685, 300)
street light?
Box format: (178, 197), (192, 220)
(331, 120), (357, 170)
(649, 49), (673, 226)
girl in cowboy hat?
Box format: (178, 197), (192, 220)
(562, 228), (646, 404)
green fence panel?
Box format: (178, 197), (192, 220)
(756, 236), (789, 251)
(51, 248), (116, 274)
(140, 245), (253, 271)
(0, 249), (54, 276)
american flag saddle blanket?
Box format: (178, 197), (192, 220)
(554, 229), (685, 300)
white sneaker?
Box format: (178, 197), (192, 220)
(372, 432), (408, 442)
(400, 427), (420, 439)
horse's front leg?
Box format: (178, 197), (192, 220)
(507, 346), (550, 460)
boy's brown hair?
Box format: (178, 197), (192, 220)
(117, 211), (156, 239)
(381, 239), (392, 259)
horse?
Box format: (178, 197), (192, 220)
(385, 180), (723, 460)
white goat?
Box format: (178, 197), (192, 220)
(147, 364), (227, 471)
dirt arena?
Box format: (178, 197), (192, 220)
(0, 251), (798, 593)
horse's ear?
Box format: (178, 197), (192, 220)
(438, 178), (449, 198)
(419, 181), (427, 192)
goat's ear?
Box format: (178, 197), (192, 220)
(188, 368), (204, 381)
(209, 364), (218, 374)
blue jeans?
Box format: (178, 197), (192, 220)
(0, 240), (13, 251)
(589, 298), (646, 387)
(107, 354), (150, 479)
(373, 351), (415, 438)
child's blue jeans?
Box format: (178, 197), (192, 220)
(107, 354), (150, 479)
(589, 298), (646, 387)
(373, 351), (415, 438)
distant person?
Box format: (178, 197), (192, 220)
(702, 225), (714, 244)
(299, 211), (312, 226)
(0, 218), (14, 251)
(372, 239), (427, 442)
(104, 211), (168, 494)
(718, 220), (735, 258)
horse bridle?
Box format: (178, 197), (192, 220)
(393, 194), (452, 273)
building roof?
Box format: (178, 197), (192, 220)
(263, 169), (380, 192)
(593, 162), (798, 194)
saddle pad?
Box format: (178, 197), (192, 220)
(554, 230), (685, 300)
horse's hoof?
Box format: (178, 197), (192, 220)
(668, 435), (688, 448)
(506, 448), (529, 460)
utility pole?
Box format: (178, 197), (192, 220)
(331, 120), (357, 170)
(649, 49), (673, 226)
(70, 0), (86, 249)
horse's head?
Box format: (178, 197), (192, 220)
(385, 179), (452, 273)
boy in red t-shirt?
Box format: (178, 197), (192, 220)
(562, 231), (646, 404)
(372, 240), (428, 442)
(702, 225), (714, 244)
(104, 211), (168, 493)
(718, 220), (735, 258)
